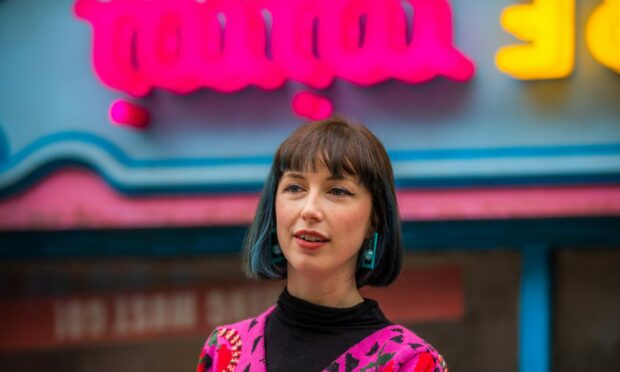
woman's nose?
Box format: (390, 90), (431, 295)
(300, 193), (324, 222)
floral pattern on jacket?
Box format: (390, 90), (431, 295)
(197, 306), (447, 372)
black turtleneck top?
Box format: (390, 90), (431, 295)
(264, 289), (391, 372)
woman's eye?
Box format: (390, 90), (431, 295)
(284, 184), (303, 193)
(329, 187), (353, 196)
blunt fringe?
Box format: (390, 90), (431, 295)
(242, 117), (403, 287)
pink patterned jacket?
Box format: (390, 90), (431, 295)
(197, 306), (447, 372)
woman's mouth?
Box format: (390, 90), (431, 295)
(294, 231), (329, 249)
(297, 234), (327, 242)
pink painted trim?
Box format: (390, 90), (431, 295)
(0, 169), (257, 231)
(396, 187), (620, 220)
(1, 169), (620, 231)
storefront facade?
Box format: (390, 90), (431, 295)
(1, 0), (619, 371)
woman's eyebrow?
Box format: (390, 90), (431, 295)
(283, 172), (305, 180)
(283, 172), (357, 182)
(327, 174), (359, 183)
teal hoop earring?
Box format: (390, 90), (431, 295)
(360, 232), (378, 270)
(270, 229), (285, 265)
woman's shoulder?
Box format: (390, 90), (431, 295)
(391, 325), (448, 372)
(327, 324), (448, 372)
(196, 306), (275, 372)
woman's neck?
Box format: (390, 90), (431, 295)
(286, 270), (363, 308)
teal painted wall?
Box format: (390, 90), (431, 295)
(1, 0), (619, 195)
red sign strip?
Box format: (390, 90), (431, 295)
(0, 266), (462, 350)
(362, 265), (464, 323)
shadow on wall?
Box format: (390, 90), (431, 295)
(143, 78), (475, 133)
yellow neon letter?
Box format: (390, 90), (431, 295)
(496, 0), (574, 79)
(587, 0), (620, 73)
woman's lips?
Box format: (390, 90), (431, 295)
(293, 230), (329, 250)
(295, 236), (328, 250)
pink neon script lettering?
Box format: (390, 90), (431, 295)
(110, 100), (150, 129)
(292, 92), (333, 120)
(75, 0), (475, 96)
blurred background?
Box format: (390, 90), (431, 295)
(1, 0), (619, 371)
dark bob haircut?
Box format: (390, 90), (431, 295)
(242, 117), (403, 287)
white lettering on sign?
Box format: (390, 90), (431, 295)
(49, 286), (280, 345)
(53, 299), (106, 341)
(113, 292), (197, 336)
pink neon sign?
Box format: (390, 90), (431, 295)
(75, 0), (475, 125)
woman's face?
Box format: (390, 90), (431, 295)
(275, 164), (373, 281)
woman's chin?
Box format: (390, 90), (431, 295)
(287, 260), (331, 279)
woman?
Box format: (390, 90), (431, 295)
(197, 117), (447, 372)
